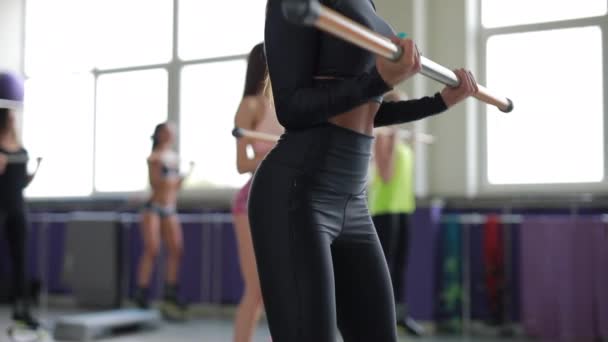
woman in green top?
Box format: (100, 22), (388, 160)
(369, 90), (424, 336)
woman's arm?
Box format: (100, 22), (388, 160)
(24, 157), (42, 187)
(374, 93), (447, 127)
(176, 161), (194, 188)
(147, 157), (163, 191)
(265, 0), (392, 129)
(374, 69), (479, 127)
(0, 154), (7, 175)
(235, 98), (266, 174)
(374, 132), (397, 183)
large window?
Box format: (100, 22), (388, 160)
(180, 61), (249, 188)
(93, 0), (173, 70)
(482, 0), (607, 28)
(22, 0), (264, 197)
(481, 1), (606, 187)
(24, 0), (94, 75)
(23, 75), (95, 197)
(95, 70), (168, 192)
(178, 0), (266, 60)
(177, 0), (267, 189)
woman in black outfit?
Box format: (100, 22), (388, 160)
(249, 1), (479, 341)
(0, 72), (41, 329)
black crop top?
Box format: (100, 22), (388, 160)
(265, 0), (448, 130)
(0, 147), (28, 211)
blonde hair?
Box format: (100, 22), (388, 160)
(263, 74), (276, 110)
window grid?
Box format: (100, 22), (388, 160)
(478, 0), (608, 193)
(23, 0), (253, 197)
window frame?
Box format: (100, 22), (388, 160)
(176, 0), (267, 61)
(178, 59), (251, 190)
(21, 73), (97, 198)
(22, 0), (253, 199)
(477, 0), (608, 195)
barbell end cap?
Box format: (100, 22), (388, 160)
(282, 0), (321, 26)
(501, 98), (514, 113)
(392, 46), (404, 62)
(232, 127), (243, 139)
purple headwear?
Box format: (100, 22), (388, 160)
(0, 71), (24, 109)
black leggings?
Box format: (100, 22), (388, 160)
(249, 123), (397, 342)
(1, 210), (28, 303)
(372, 213), (410, 304)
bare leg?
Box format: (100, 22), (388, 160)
(233, 214), (264, 342)
(137, 212), (161, 287)
(161, 215), (183, 286)
(159, 215), (186, 320)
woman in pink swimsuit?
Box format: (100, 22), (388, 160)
(232, 43), (283, 342)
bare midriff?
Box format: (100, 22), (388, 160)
(315, 76), (381, 136)
(149, 179), (179, 207)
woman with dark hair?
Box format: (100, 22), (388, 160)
(232, 42), (283, 342)
(135, 122), (193, 321)
(0, 71), (41, 330)
(248, 1), (478, 341)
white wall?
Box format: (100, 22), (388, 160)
(376, 0), (478, 198)
(426, 0), (480, 198)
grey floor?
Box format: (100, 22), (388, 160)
(0, 306), (533, 342)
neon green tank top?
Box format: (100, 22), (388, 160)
(368, 143), (415, 215)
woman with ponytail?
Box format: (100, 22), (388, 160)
(232, 42), (283, 342)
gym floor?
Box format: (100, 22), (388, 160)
(0, 306), (535, 342)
